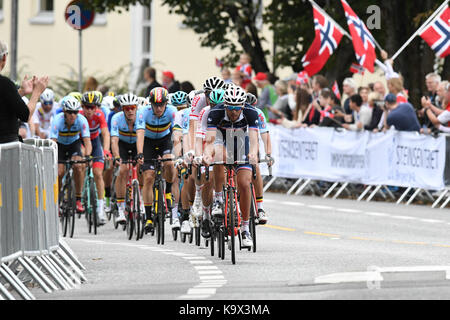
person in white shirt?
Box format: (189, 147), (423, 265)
(342, 94), (372, 132)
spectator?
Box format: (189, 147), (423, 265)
(342, 78), (357, 115)
(365, 92), (384, 131)
(84, 76), (98, 92)
(387, 77), (408, 104)
(383, 93), (420, 132)
(270, 80), (292, 121)
(311, 75), (328, 100)
(341, 94), (372, 131)
(368, 82), (375, 92)
(245, 82), (258, 98)
(0, 40), (48, 143)
(358, 86), (370, 108)
(425, 73), (441, 106)
(221, 68), (232, 84)
(277, 88), (312, 129)
(435, 80), (449, 109)
(235, 53), (253, 89)
(180, 81), (195, 94)
(144, 67), (162, 97)
(162, 70), (180, 93)
(254, 72), (278, 120)
(424, 84), (450, 133)
(373, 81), (387, 98)
(231, 69), (244, 88)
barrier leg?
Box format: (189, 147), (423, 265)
(366, 185), (382, 202)
(55, 249), (87, 283)
(423, 190), (435, 202)
(440, 193), (450, 209)
(23, 256), (58, 291)
(406, 188), (422, 206)
(432, 189), (448, 208)
(17, 257), (53, 294)
(294, 179), (312, 196)
(0, 281), (15, 300)
(34, 256), (69, 290)
(59, 239), (86, 271)
(323, 182), (339, 199)
(42, 255), (74, 289)
(333, 183), (349, 200)
(382, 186), (396, 201)
(263, 176), (277, 193)
(0, 263), (35, 300)
(396, 187), (412, 205)
(357, 186), (372, 202)
(287, 179), (303, 195)
(49, 252), (82, 286)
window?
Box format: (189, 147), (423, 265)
(142, 5), (152, 56)
(30, 0), (54, 25)
(94, 13), (107, 26)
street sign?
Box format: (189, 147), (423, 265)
(65, 0), (96, 31)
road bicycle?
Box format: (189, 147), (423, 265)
(83, 157), (104, 235)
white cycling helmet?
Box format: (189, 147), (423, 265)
(40, 88), (54, 104)
(102, 96), (119, 111)
(224, 86), (247, 106)
(246, 93), (258, 106)
(137, 97), (149, 108)
(118, 93), (139, 107)
(203, 76), (225, 93)
(62, 96), (81, 112)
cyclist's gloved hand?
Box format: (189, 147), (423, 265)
(104, 150), (112, 160)
(175, 158), (184, 169)
(265, 154), (275, 166)
(85, 155), (93, 162)
(184, 150), (195, 163)
(137, 153), (144, 165)
(194, 156), (203, 166)
(114, 156), (121, 166)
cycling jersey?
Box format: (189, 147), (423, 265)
(174, 107), (191, 135)
(80, 110), (108, 140)
(107, 110), (118, 132)
(136, 105), (177, 139)
(110, 112), (137, 144)
(100, 105), (110, 121)
(50, 113), (90, 145)
(189, 93), (208, 121)
(32, 102), (58, 134)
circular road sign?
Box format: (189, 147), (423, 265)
(65, 0), (96, 30)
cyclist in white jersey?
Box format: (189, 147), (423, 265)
(33, 88), (58, 139)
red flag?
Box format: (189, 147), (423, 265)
(301, 4), (343, 77)
(419, 6), (450, 58)
(296, 71), (309, 85)
(350, 63), (365, 75)
(332, 81), (341, 100)
(215, 58), (224, 68)
(341, 0), (376, 73)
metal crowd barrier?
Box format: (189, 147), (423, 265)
(263, 135), (450, 209)
(0, 139), (87, 300)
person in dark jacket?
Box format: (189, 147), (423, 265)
(0, 40), (48, 143)
(143, 67), (162, 98)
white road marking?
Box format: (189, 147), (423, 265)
(281, 201), (306, 207)
(390, 215), (417, 220)
(365, 212), (389, 217)
(315, 271), (383, 284)
(308, 205), (333, 210)
(336, 208), (362, 213)
(420, 219), (445, 224)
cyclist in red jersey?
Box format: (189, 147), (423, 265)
(80, 91), (111, 225)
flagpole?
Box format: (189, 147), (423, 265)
(391, 0), (449, 61)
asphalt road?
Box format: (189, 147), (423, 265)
(33, 193), (450, 300)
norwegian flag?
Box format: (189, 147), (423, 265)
(302, 4), (343, 77)
(419, 6), (450, 58)
(296, 71), (310, 85)
(332, 81), (341, 100)
(215, 58), (224, 68)
(349, 63), (365, 75)
(341, 0), (377, 73)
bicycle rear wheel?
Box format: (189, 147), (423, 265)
(68, 180), (76, 238)
(249, 184), (257, 253)
(126, 186), (134, 240)
(228, 189), (236, 265)
(60, 184), (69, 237)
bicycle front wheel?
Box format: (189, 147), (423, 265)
(68, 179), (76, 238)
(249, 184), (257, 253)
(90, 178), (98, 235)
(228, 189), (236, 265)
(133, 181), (141, 241)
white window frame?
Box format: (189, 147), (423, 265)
(0, 0), (4, 23)
(93, 12), (107, 26)
(30, 0), (55, 25)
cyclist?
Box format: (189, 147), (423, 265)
(171, 91), (191, 233)
(203, 85), (260, 248)
(80, 91), (111, 225)
(246, 92), (273, 224)
(136, 87), (177, 232)
(110, 93), (140, 224)
(50, 96), (92, 213)
(32, 88), (58, 139)
(103, 95), (122, 213)
(194, 88), (226, 239)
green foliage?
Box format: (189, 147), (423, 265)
(52, 65), (130, 99)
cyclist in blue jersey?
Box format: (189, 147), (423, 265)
(111, 93), (140, 224)
(50, 96), (92, 213)
(203, 86), (259, 248)
(136, 87), (177, 232)
(103, 95), (122, 213)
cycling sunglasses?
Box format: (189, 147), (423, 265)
(43, 101), (53, 106)
(123, 105), (137, 111)
(82, 104), (97, 110)
(65, 111), (79, 115)
(225, 105), (244, 111)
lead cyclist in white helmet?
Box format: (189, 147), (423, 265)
(32, 88), (58, 139)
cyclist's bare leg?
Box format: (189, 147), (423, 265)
(236, 169), (252, 223)
(93, 167), (105, 200)
(162, 154), (175, 184)
(115, 164), (128, 200)
(73, 157), (84, 196)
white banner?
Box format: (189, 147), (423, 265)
(260, 125), (446, 191)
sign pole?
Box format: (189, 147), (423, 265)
(79, 29), (82, 93)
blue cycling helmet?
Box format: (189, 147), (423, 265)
(171, 91), (188, 107)
(209, 89), (225, 106)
